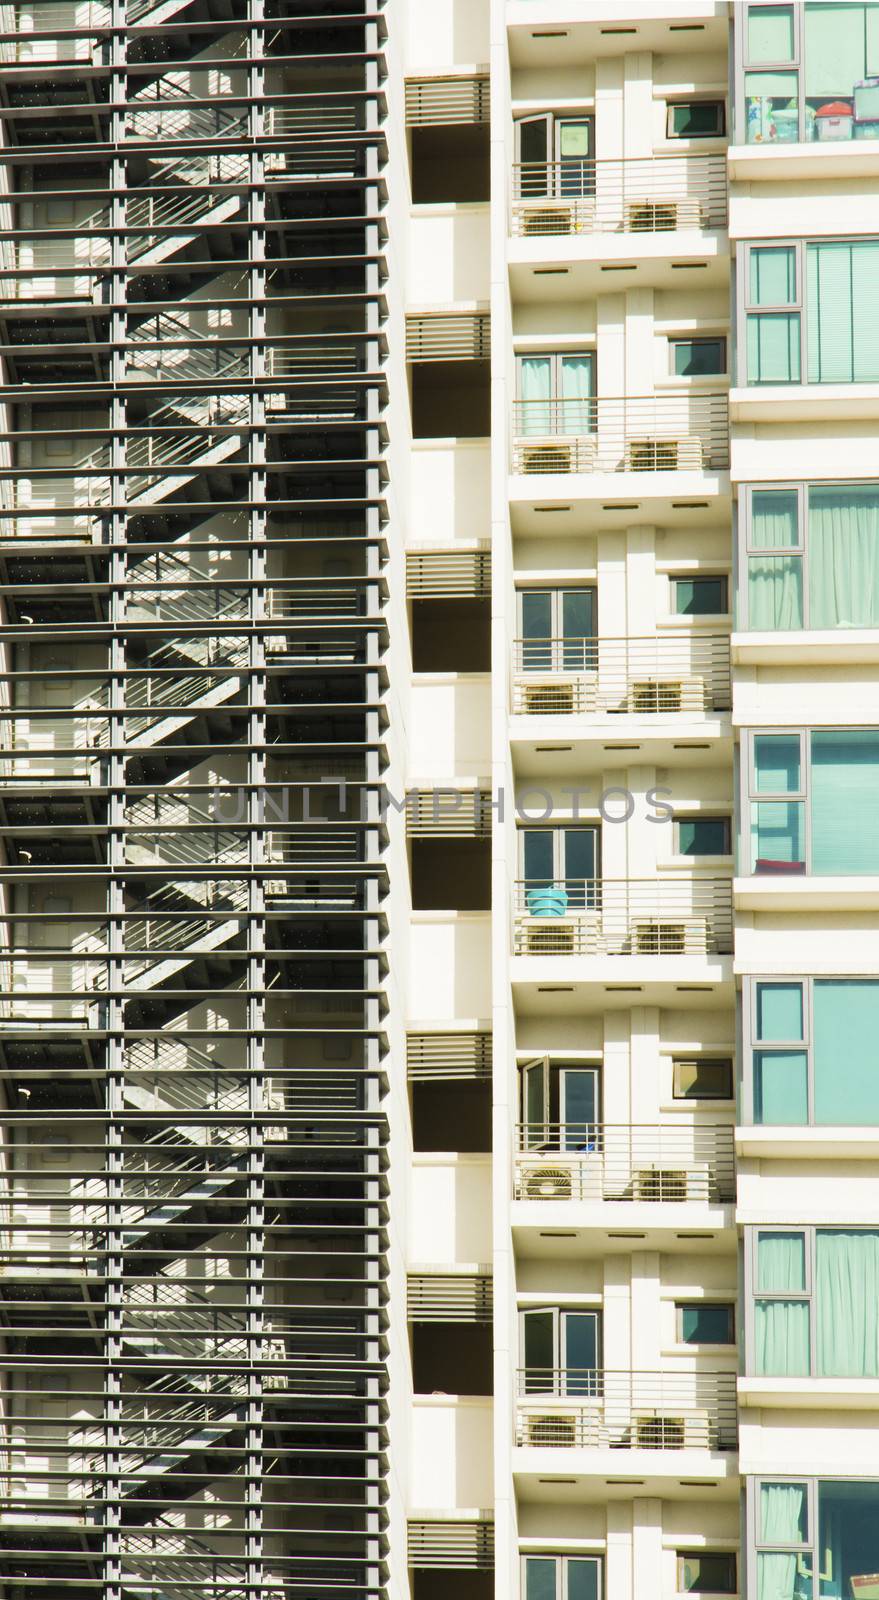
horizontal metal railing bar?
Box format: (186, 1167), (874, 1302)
(512, 632), (731, 713)
(511, 393), (729, 473)
(514, 1122), (734, 1202)
(510, 155), (727, 234)
(515, 1366), (737, 1450)
(513, 876), (733, 956)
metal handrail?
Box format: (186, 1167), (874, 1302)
(514, 1121), (735, 1203)
(512, 633), (731, 713)
(510, 154), (727, 234)
(511, 393), (729, 473)
(515, 1366), (737, 1451)
(513, 876), (733, 956)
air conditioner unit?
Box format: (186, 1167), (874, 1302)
(633, 1410), (710, 1449)
(628, 676), (707, 714)
(624, 437), (703, 472)
(517, 913), (600, 957)
(518, 436), (597, 475)
(633, 1163), (710, 1202)
(516, 676), (593, 716)
(520, 1164), (574, 1201)
(626, 197), (702, 233)
(524, 1412), (578, 1448)
(631, 918), (708, 956)
(515, 197), (596, 236)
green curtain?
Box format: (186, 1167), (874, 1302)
(816, 1229), (879, 1376)
(808, 241), (879, 383)
(804, 3), (870, 95)
(808, 485), (879, 628)
(749, 7), (796, 63)
(560, 354), (594, 436)
(758, 1481), (810, 1600)
(520, 357), (551, 436)
(810, 730), (879, 873)
(814, 981), (879, 1124)
(749, 486), (803, 626)
(755, 1231), (810, 1375)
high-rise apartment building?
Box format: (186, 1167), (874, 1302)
(1, 2), (878, 1599)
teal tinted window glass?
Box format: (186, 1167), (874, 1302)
(757, 982), (804, 1040)
(679, 1303), (735, 1343)
(814, 981), (879, 1123)
(679, 1554), (737, 1594)
(674, 577), (727, 614)
(808, 484), (879, 630)
(804, 3), (872, 97)
(669, 101), (725, 137)
(748, 554), (804, 629)
(811, 729), (879, 873)
(750, 246), (798, 306)
(523, 830), (554, 883)
(754, 734), (801, 792)
(744, 72), (801, 143)
(755, 1050), (809, 1123)
(808, 240), (879, 384)
(523, 1310), (554, 1373)
(817, 1478), (879, 1588)
(748, 5), (796, 60)
(526, 1559), (558, 1600)
(678, 817), (731, 855)
(747, 313), (801, 383)
(751, 802), (805, 870)
(673, 338), (726, 376)
(567, 1563), (600, 1600)
(752, 488), (801, 546)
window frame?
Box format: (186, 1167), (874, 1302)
(674, 815), (733, 858)
(745, 1226), (879, 1377)
(739, 239), (805, 385)
(671, 1056), (735, 1102)
(735, 3), (802, 145)
(515, 349), (597, 438)
(522, 1552), (604, 1600)
(519, 824), (602, 901)
(675, 1550), (738, 1596)
(672, 573), (730, 616)
(516, 585), (598, 671)
(675, 1301), (736, 1347)
(742, 973), (879, 1126)
(520, 1305), (603, 1395)
(665, 99), (727, 140)
(739, 481), (805, 630)
(669, 336), (728, 379)
(520, 1055), (602, 1148)
(742, 726), (809, 875)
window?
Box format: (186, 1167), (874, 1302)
(522, 1307), (601, 1395)
(671, 337), (727, 377)
(517, 352), (595, 436)
(677, 1303), (736, 1345)
(748, 976), (879, 1125)
(750, 1230), (879, 1376)
(672, 1057), (734, 1100)
(743, 480), (879, 631)
(753, 1480), (879, 1600)
(524, 1556), (602, 1600)
(515, 114), (594, 198)
(676, 816), (732, 857)
(521, 826), (600, 911)
(739, 2), (879, 144)
(673, 576), (728, 614)
(742, 238), (879, 385)
(666, 100), (726, 138)
(677, 1552), (737, 1595)
(518, 588), (597, 672)
(745, 727), (879, 875)
(521, 1056), (600, 1150)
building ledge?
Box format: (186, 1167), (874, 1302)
(730, 384), (879, 423)
(729, 140), (879, 184)
(509, 469), (730, 504)
(736, 1125), (879, 1159)
(734, 875), (879, 911)
(732, 629), (879, 666)
(738, 1377), (879, 1409)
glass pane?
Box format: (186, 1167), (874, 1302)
(805, 3), (866, 103)
(670, 102), (723, 137)
(525, 1063), (546, 1145)
(807, 240), (857, 383)
(811, 729), (879, 873)
(673, 339), (725, 376)
(523, 830), (555, 886)
(752, 488), (801, 547)
(745, 72), (801, 143)
(519, 117), (549, 172)
(758, 1229), (806, 1291)
(754, 734), (801, 792)
(809, 482), (879, 628)
(558, 120), (590, 158)
(673, 1059), (734, 1099)
(816, 1229), (879, 1375)
(751, 801), (805, 872)
(755, 1050), (809, 1123)
(760, 1480), (809, 1543)
(567, 1561), (600, 1600)
(526, 1559), (558, 1600)
(675, 577), (727, 614)
(559, 354), (594, 434)
(755, 1298), (811, 1374)
(519, 356), (552, 435)
(748, 554), (804, 630)
(678, 818), (730, 855)
(679, 1303), (734, 1344)
(748, 5), (796, 62)
(818, 1480), (879, 1600)
(756, 982), (804, 1041)
(747, 312), (801, 383)
(563, 829), (597, 908)
(814, 980), (879, 1124)
(756, 1552), (812, 1600)
(521, 591), (553, 670)
(562, 589), (595, 669)
(560, 1069), (597, 1148)
(558, 121), (593, 197)
(750, 246), (798, 306)
(679, 1554), (737, 1594)
(523, 1310), (555, 1386)
(563, 1311), (599, 1393)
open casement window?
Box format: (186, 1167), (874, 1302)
(518, 587), (597, 672)
(748, 1227), (879, 1377)
(751, 1477), (879, 1600)
(737, 2), (879, 146)
(747, 975), (879, 1126)
(515, 114), (595, 198)
(524, 1555), (603, 1600)
(516, 352), (596, 437)
(521, 1056), (601, 1150)
(743, 481), (879, 631)
(521, 1306), (602, 1395)
(520, 825), (601, 911)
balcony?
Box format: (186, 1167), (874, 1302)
(510, 394), (729, 478)
(513, 1122), (734, 1205)
(512, 876), (733, 957)
(510, 154), (727, 238)
(511, 634), (730, 717)
(515, 1368), (737, 1453)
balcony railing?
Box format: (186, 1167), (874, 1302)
(511, 394), (729, 475)
(513, 877), (733, 957)
(514, 1122), (735, 1203)
(512, 634), (730, 715)
(515, 1368), (737, 1452)
(511, 154), (727, 236)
